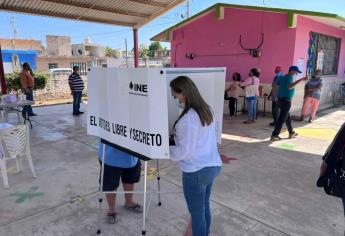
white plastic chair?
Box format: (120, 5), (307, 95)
(1, 95), (21, 123)
(0, 124), (37, 188)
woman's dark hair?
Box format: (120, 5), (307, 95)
(232, 72), (241, 81)
(250, 68), (260, 77)
(170, 76), (213, 127)
(22, 62), (33, 75)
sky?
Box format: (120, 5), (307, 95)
(0, 0), (344, 50)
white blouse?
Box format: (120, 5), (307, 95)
(169, 108), (222, 173)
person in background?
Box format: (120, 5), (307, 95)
(240, 68), (260, 124)
(225, 72), (241, 117)
(301, 69), (323, 123)
(318, 122), (345, 221)
(169, 76), (222, 236)
(271, 66), (306, 141)
(20, 62), (37, 117)
(98, 142), (142, 224)
(268, 66), (284, 126)
(68, 66), (85, 115)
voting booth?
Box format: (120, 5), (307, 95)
(87, 67), (226, 235)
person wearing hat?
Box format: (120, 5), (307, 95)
(271, 66), (306, 141)
(268, 66), (284, 126)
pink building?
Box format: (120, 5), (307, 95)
(152, 3), (345, 113)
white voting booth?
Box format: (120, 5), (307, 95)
(87, 67), (226, 235)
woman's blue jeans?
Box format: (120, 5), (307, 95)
(182, 166), (221, 236)
(246, 97), (257, 120)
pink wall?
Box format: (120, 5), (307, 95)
(171, 8), (297, 83)
(294, 16), (345, 79)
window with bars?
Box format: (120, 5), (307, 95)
(48, 63), (58, 69)
(309, 32), (341, 75)
(70, 62), (87, 75)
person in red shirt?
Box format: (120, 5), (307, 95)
(20, 62), (37, 117)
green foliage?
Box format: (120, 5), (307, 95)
(148, 42), (163, 57)
(105, 46), (118, 57)
(139, 44), (149, 58)
(5, 71), (48, 93)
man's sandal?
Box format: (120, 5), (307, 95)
(124, 203), (143, 213)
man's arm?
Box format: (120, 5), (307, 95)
(288, 77), (306, 89)
(68, 76), (74, 95)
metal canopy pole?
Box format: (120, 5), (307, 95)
(133, 28), (139, 68)
(0, 44), (7, 94)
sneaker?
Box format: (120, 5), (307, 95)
(271, 136), (282, 141)
(269, 122), (275, 126)
(77, 111), (84, 115)
(28, 113), (38, 117)
(72, 113), (79, 116)
(289, 131), (298, 139)
(308, 117), (313, 123)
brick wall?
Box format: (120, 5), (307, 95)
(46, 35), (72, 56)
(34, 74), (87, 101)
(0, 39), (42, 53)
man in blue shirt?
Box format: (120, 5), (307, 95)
(271, 66), (306, 141)
(268, 66), (284, 126)
(98, 141), (142, 223)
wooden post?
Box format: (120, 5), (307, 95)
(133, 28), (139, 68)
(0, 44), (7, 94)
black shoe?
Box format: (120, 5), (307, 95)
(269, 122), (275, 126)
(28, 113), (37, 117)
(73, 113), (80, 116)
(271, 136), (282, 141)
(289, 131), (298, 139)
(77, 111), (84, 114)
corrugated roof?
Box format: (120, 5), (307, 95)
(0, 0), (186, 28)
(151, 3), (345, 41)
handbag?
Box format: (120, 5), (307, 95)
(317, 153), (345, 198)
(224, 91), (229, 100)
(245, 77), (256, 98)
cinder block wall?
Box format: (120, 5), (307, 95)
(34, 74), (87, 101)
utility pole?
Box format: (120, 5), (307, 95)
(10, 17), (18, 49)
(125, 38), (128, 68)
(186, 0), (190, 18)
(10, 17), (18, 40)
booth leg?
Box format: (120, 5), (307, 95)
(97, 144), (106, 235)
(156, 160), (162, 206)
(142, 161), (148, 235)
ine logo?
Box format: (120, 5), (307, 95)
(129, 81), (148, 96)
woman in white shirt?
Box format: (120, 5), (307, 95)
(169, 76), (222, 236)
(240, 68), (260, 124)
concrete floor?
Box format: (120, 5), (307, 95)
(0, 103), (344, 236)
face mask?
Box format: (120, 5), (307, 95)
(174, 98), (185, 109)
(276, 72), (283, 77)
(292, 74), (298, 81)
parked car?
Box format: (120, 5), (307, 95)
(49, 68), (73, 75)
